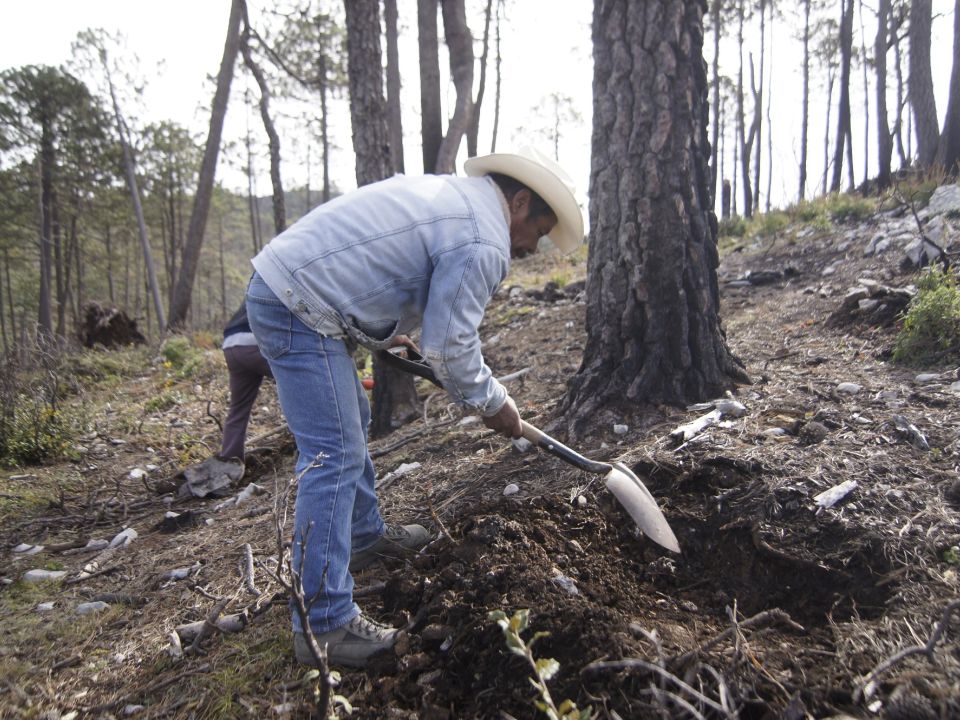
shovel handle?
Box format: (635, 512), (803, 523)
(520, 420), (610, 475)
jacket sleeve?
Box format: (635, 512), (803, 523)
(420, 242), (509, 416)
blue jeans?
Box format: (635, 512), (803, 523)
(245, 272), (384, 633)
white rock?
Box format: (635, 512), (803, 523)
(83, 539), (110, 552)
(836, 382), (862, 394)
(914, 373), (941, 384)
(36, 602), (55, 612)
(613, 424), (628, 435)
(923, 184), (960, 217)
(128, 468), (147, 480)
(814, 480), (858, 508)
(123, 705), (145, 716)
(109, 527), (138, 548)
(950, 381), (960, 393)
(458, 415), (480, 426)
(76, 601), (110, 615)
(482, 334), (501, 347)
(762, 428), (789, 437)
(716, 399), (748, 417)
(12, 543), (44, 555)
(503, 483), (520, 496)
(858, 299), (879, 311)
(145, 464), (159, 472)
(551, 571), (580, 596)
(23, 569), (67, 582)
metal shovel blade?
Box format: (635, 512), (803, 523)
(604, 462), (681, 553)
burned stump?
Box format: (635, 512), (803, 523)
(81, 302), (147, 349)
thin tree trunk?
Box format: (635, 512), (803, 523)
(736, 0), (753, 217)
(105, 224), (115, 303)
(823, 68), (835, 194)
(4, 249), (15, 350)
(909, 0), (939, 168)
(894, 26), (908, 167)
(240, 11), (286, 235)
(752, 0), (765, 212)
(764, 6), (773, 213)
(799, 0), (811, 201)
(876, 0), (893, 187)
(0, 249), (7, 355)
(318, 50), (331, 202)
(418, 0), (443, 173)
(831, 0), (854, 193)
(106, 60), (167, 331)
(169, 0), (243, 329)
(53, 198), (65, 339)
(384, 0), (405, 173)
(434, 0), (474, 173)
(490, 0), (503, 152)
(859, 0), (870, 184)
(38, 131), (55, 341)
(468, 0), (494, 157)
(244, 119), (262, 254)
(218, 211), (227, 323)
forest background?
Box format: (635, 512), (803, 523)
(0, 0), (955, 347)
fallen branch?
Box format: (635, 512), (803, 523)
(205, 399), (222, 433)
(186, 597), (232, 654)
(242, 543), (262, 597)
(669, 608), (806, 668)
(855, 599), (960, 702)
(176, 612), (247, 644)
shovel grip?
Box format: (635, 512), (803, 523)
(520, 420), (610, 475)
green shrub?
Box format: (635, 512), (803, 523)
(752, 210), (790, 238)
(893, 268), (960, 366)
(160, 336), (204, 378)
(826, 193), (873, 223)
(718, 216), (748, 238)
(0, 357), (80, 467)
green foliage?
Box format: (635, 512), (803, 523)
(0, 357), (81, 467)
(824, 193), (874, 224)
(718, 216), (748, 238)
(144, 389), (184, 413)
(489, 609), (592, 720)
(160, 336), (204, 378)
(893, 268), (960, 366)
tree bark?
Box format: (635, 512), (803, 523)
(935, 0), (960, 174)
(344, 0), (418, 437)
(38, 130), (54, 341)
(909, 0), (939, 168)
(490, 0), (503, 152)
(384, 0), (405, 173)
(418, 0), (443, 173)
(710, 0), (721, 203)
(168, 0), (243, 329)
(875, 0), (893, 188)
(434, 0), (474, 173)
(736, 0), (753, 217)
(831, 0), (854, 193)
(562, 0), (748, 438)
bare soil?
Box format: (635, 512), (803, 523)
(2, 209), (959, 720)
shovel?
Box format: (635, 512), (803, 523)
(379, 347), (681, 553)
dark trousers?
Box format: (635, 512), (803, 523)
(220, 344), (273, 460)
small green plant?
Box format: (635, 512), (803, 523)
(489, 609), (592, 720)
(144, 389), (184, 413)
(893, 267), (960, 366)
(160, 336), (204, 378)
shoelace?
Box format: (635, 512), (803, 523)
(350, 615), (394, 640)
(382, 525), (410, 542)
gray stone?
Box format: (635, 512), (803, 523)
(922, 184), (960, 218)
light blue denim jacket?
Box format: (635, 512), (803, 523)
(251, 174), (511, 416)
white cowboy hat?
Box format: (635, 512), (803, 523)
(463, 147), (584, 253)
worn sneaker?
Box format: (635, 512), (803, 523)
(349, 523), (430, 572)
(294, 614), (399, 668)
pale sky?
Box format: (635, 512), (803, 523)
(1, 1), (954, 215)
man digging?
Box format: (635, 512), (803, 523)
(246, 147), (583, 668)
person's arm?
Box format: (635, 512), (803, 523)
(420, 242), (509, 417)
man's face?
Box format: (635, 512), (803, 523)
(508, 190), (558, 259)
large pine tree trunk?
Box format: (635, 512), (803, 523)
(935, 0), (960, 174)
(910, 0), (939, 169)
(38, 129), (54, 341)
(344, 0), (418, 437)
(562, 0), (748, 438)
(168, 0), (243, 330)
